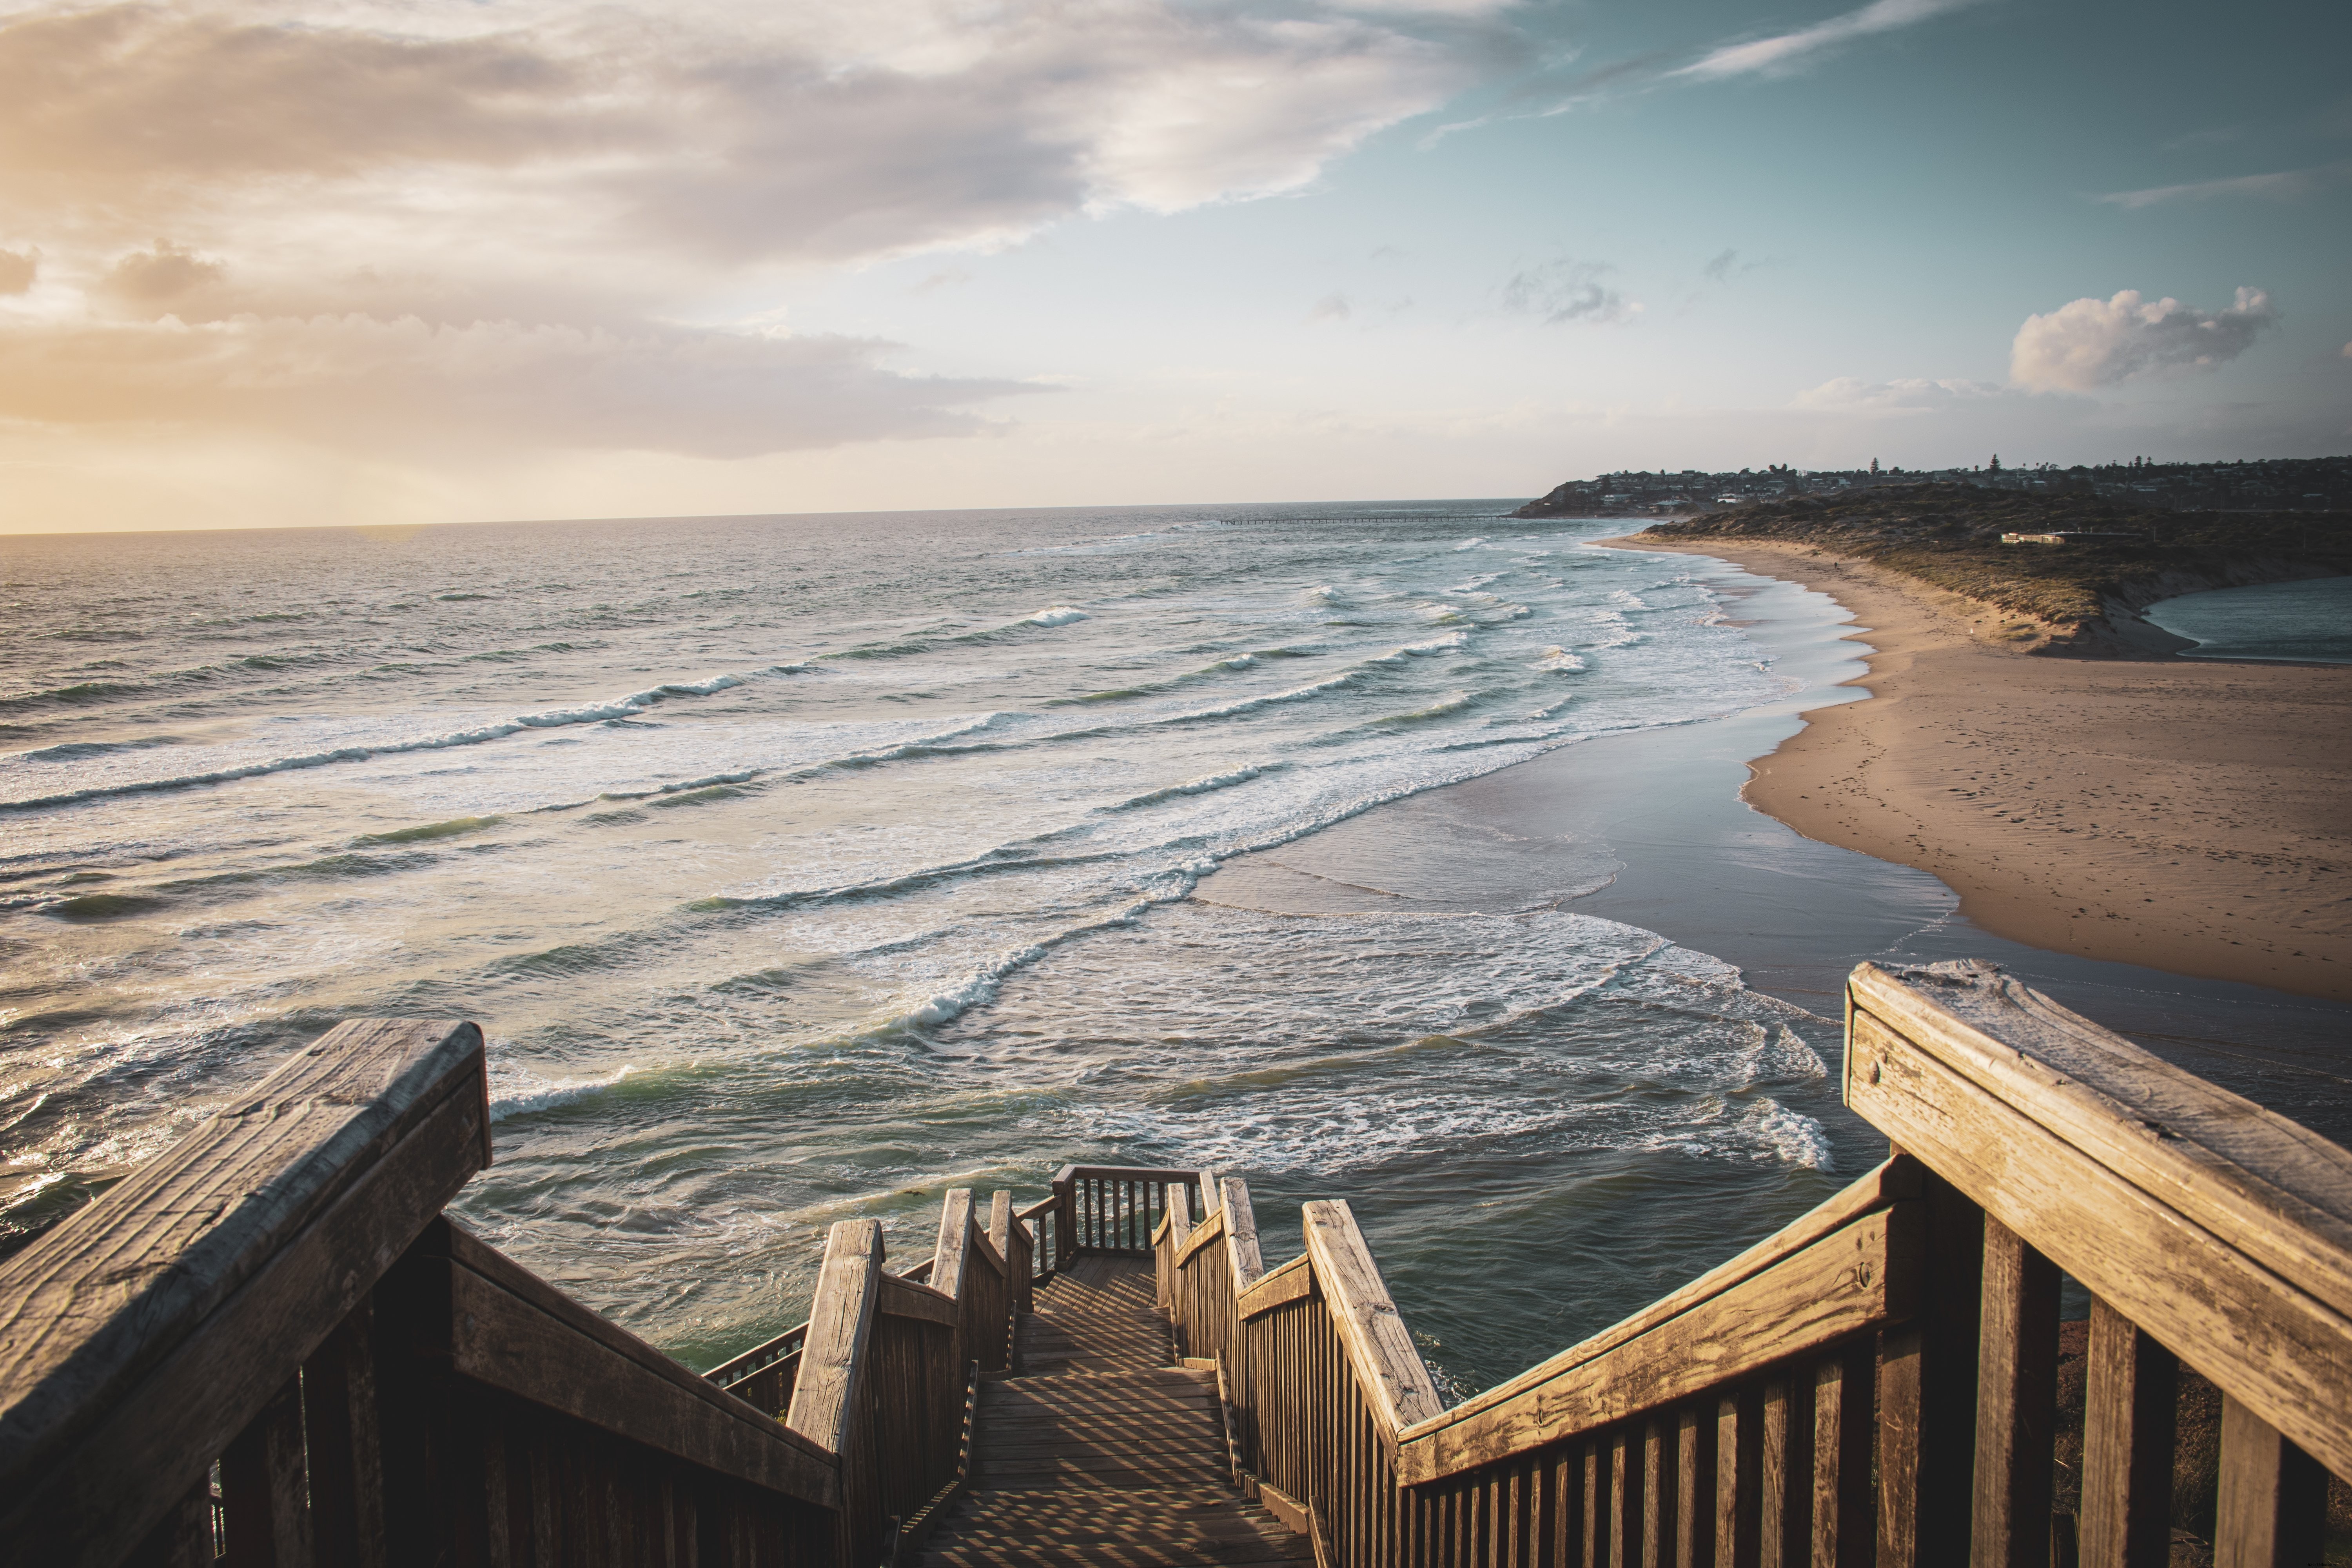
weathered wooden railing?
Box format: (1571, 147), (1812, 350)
(1157, 959), (2352, 1568)
(11, 959), (2347, 1568)
(0, 1019), (1038, 1568)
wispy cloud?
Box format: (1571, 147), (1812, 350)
(2095, 161), (2352, 208)
(1673, 0), (1980, 81)
(1502, 259), (1637, 325)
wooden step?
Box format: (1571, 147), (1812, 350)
(912, 1255), (1305, 1568)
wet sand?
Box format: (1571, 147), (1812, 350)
(1604, 536), (2352, 1006)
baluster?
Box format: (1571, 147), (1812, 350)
(1811, 1343), (1875, 1568)
(125, 1473), (216, 1568)
(2213, 1397), (2325, 1568)
(221, 1374), (311, 1568)
(1612, 1427), (1642, 1568)
(1973, 1219), (2060, 1568)
(1645, 1416), (1679, 1568)
(301, 1300), (387, 1568)
(1762, 1371), (1814, 1568)
(1677, 1405), (1717, 1568)
(2078, 1301), (2175, 1568)
(1716, 1387), (1762, 1568)
(1878, 1169), (1985, 1568)
(1583, 1439), (1607, 1568)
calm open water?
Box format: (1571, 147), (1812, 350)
(0, 506), (1886, 1394)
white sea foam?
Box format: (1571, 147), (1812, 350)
(1025, 607), (1089, 627)
(489, 1063), (641, 1121)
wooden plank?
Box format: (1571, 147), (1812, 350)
(2077, 1300), (2175, 1568)
(0, 1036), (490, 1568)
(1848, 1006), (2352, 1482)
(1399, 1206), (1921, 1485)
(1238, 1256), (1314, 1322)
(1300, 1201), (1442, 1448)
(1403, 1158), (1921, 1445)
(1849, 962), (2352, 1324)
(2213, 1397), (2326, 1568)
(784, 1219), (884, 1462)
(1972, 1220), (2059, 1568)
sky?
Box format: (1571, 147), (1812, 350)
(0, 0), (2347, 531)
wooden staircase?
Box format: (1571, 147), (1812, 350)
(913, 1256), (1316, 1568)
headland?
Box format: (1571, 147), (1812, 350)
(1597, 497), (2352, 1004)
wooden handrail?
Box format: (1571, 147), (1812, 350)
(1397, 1155), (1922, 1450)
(1160, 960), (2352, 1568)
(0, 1019), (490, 1568)
(1847, 958), (2352, 1488)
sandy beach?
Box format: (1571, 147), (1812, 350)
(1604, 535), (2352, 1004)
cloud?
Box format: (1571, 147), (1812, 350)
(1673, 0), (1979, 81)
(102, 240), (226, 312)
(1502, 260), (1637, 325)
(0, 0), (1490, 463)
(0, 314), (1043, 457)
(1791, 376), (2004, 416)
(2095, 161), (2352, 209)
(2010, 288), (2276, 393)
(1311, 292), (1353, 322)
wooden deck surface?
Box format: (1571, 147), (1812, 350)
(914, 1255), (1315, 1568)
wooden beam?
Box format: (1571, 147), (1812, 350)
(875, 1275), (958, 1327)
(1238, 1255), (1315, 1321)
(1174, 1204), (1228, 1269)
(426, 1223), (840, 1508)
(0, 1020), (489, 1568)
(1301, 1201), (1443, 1450)
(1847, 1003), (2352, 1481)
(1399, 1205), (1921, 1486)
(784, 1219), (884, 1461)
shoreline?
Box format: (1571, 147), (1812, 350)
(1601, 534), (2352, 1005)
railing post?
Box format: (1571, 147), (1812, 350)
(785, 1220), (885, 1568)
(1051, 1168), (1076, 1265)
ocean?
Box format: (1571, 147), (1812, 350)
(0, 504), (1886, 1394)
